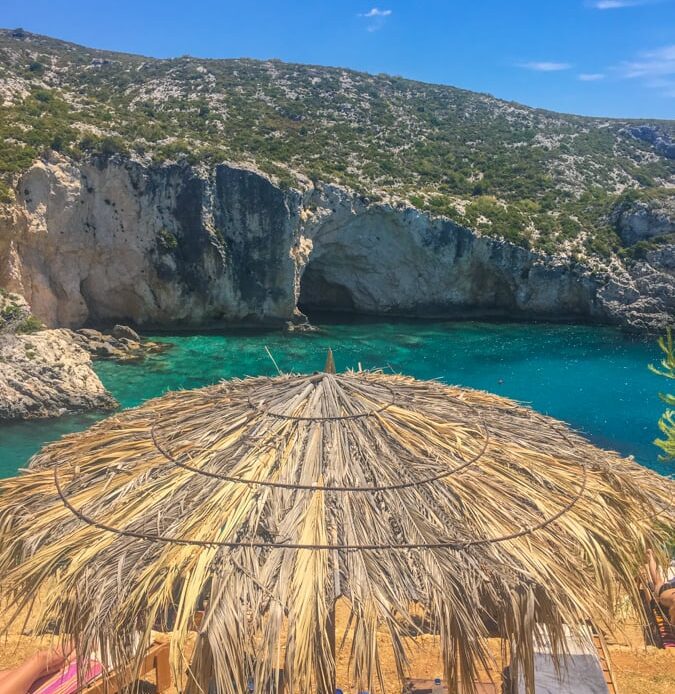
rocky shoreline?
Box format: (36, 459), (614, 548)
(71, 324), (171, 362)
(0, 328), (116, 421)
(0, 290), (169, 420)
(0, 325), (169, 421)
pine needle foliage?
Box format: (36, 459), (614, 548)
(0, 372), (672, 694)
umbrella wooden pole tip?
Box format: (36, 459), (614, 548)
(323, 348), (336, 374)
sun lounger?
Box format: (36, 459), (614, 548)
(28, 641), (171, 694)
(404, 679), (498, 693)
(29, 660), (103, 694)
(649, 599), (675, 649)
(509, 624), (616, 694)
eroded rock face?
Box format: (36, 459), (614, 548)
(0, 156), (299, 327)
(624, 125), (675, 160)
(612, 195), (675, 246)
(0, 154), (673, 332)
(298, 196), (599, 321)
(111, 324), (140, 342)
(0, 328), (116, 420)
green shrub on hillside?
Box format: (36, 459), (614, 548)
(0, 29), (672, 261)
(15, 315), (44, 334)
(0, 181), (13, 203)
(157, 228), (178, 252)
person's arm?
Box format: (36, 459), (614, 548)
(0, 647), (71, 694)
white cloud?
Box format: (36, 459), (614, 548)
(579, 73), (605, 81)
(518, 61), (572, 72)
(590, 0), (657, 8)
(360, 8), (392, 17)
(620, 44), (675, 78)
(358, 7), (393, 31)
(615, 44), (675, 96)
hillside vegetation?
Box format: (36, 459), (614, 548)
(0, 28), (673, 260)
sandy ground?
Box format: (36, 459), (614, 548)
(1, 600), (673, 693)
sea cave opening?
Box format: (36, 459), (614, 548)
(297, 257), (357, 319)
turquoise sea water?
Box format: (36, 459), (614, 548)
(0, 320), (672, 478)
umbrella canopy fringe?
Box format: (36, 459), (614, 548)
(0, 371), (672, 694)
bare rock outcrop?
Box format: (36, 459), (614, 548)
(297, 192), (601, 321)
(0, 313), (169, 421)
(111, 324), (141, 342)
(624, 125), (675, 160)
(70, 326), (171, 362)
(0, 328), (117, 420)
(611, 194), (675, 246)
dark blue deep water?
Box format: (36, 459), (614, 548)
(1, 320), (672, 478)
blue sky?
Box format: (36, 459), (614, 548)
(1, 0), (674, 119)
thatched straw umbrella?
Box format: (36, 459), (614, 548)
(0, 359), (673, 694)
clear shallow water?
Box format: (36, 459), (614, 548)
(0, 320), (671, 478)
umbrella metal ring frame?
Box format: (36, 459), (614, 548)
(150, 390), (492, 492)
(51, 397), (590, 550)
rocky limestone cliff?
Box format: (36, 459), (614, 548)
(297, 187), (605, 322)
(0, 154), (673, 332)
(0, 155), (299, 327)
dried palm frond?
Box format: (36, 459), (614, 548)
(0, 371), (672, 694)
